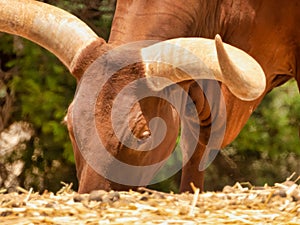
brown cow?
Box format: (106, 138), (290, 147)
(0, 0), (299, 193)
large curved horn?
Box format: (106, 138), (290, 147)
(141, 35), (266, 101)
(0, 0), (101, 74)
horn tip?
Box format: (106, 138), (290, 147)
(214, 34), (224, 52)
(215, 34), (222, 42)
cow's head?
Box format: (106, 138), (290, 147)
(0, 0), (266, 192)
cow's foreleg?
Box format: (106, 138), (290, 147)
(179, 80), (226, 193)
(180, 142), (206, 192)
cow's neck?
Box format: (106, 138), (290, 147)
(108, 0), (221, 45)
(108, 0), (253, 44)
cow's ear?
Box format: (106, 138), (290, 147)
(141, 35), (266, 101)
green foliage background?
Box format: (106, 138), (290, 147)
(0, 0), (299, 192)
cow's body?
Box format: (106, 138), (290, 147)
(70, 0), (300, 193)
(0, 0), (299, 193)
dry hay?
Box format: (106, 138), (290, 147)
(0, 175), (300, 225)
